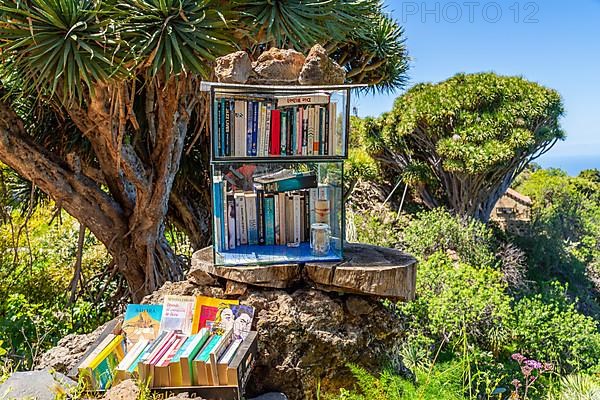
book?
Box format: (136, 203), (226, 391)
(246, 101), (253, 156)
(276, 94), (330, 107)
(307, 106), (315, 156)
(217, 100), (223, 156)
(115, 338), (149, 383)
(280, 110), (287, 156)
(145, 332), (178, 387)
(270, 109), (281, 156)
(278, 193), (287, 245)
(301, 106), (308, 155)
(231, 304), (255, 340)
(234, 100), (246, 157)
(209, 329), (233, 386)
(256, 189), (265, 245)
(217, 339), (243, 385)
(264, 195), (275, 245)
(171, 328), (210, 387)
(154, 334), (187, 387)
(227, 195), (236, 250)
(193, 334), (222, 385)
(159, 295), (196, 335)
(122, 304), (162, 347)
(251, 101), (259, 156)
(79, 335), (125, 390)
(273, 193), (280, 245)
(193, 296), (239, 333)
(234, 192), (247, 245)
(245, 192), (258, 245)
(264, 102), (272, 157)
(292, 193), (301, 247)
(226, 331), (258, 387)
(254, 169), (318, 192)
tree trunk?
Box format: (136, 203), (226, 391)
(0, 77), (199, 301)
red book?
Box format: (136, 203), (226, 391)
(270, 109), (281, 156)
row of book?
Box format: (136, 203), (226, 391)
(213, 93), (343, 158)
(77, 295), (256, 389)
(214, 171), (338, 253)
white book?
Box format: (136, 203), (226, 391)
(328, 102), (336, 156)
(309, 188), (318, 226)
(307, 107), (314, 156)
(117, 338), (149, 372)
(234, 193), (248, 245)
(245, 192), (258, 245)
(234, 101), (246, 157)
(259, 103), (267, 157)
(218, 339), (242, 365)
(278, 193), (287, 245)
(292, 193), (301, 247)
(159, 295), (196, 335)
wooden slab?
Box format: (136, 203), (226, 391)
(189, 247), (302, 289)
(304, 243), (417, 301)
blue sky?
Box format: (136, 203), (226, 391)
(356, 0), (600, 172)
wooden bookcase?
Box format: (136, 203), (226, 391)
(203, 83), (355, 266)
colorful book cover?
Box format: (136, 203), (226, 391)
(122, 304), (162, 346)
(193, 296), (239, 333)
(264, 195), (275, 245)
(159, 295), (196, 335)
(246, 100), (253, 156)
(251, 101), (259, 156)
(231, 305), (255, 340)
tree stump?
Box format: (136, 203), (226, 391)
(189, 247), (302, 289)
(304, 243), (417, 300)
(190, 244), (417, 301)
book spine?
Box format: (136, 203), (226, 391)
(290, 107), (297, 155)
(309, 187), (317, 227)
(251, 101), (259, 156)
(278, 193), (286, 245)
(256, 189), (265, 245)
(273, 193), (280, 245)
(301, 106), (308, 155)
(234, 100), (246, 157)
(318, 106), (324, 155)
(304, 192), (310, 241)
(226, 99), (234, 156)
(292, 193), (301, 246)
(280, 111), (287, 156)
(264, 102), (272, 157)
(270, 109), (281, 156)
(286, 195), (293, 246)
(258, 103), (266, 157)
(220, 98), (227, 157)
(324, 104), (330, 156)
(222, 183), (228, 251)
(264, 195), (275, 245)
(234, 194), (242, 247)
(213, 99), (219, 158)
(236, 194), (248, 245)
(246, 101), (253, 157)
(330, 102), (337, 156)
(213, 180), (222, 252)
(245, 193), (258, 245)
(300, 195), (305, 242)
(307, 107), (314, 156)
(227, 195), (236, 250)
(217, 100), (223, 157)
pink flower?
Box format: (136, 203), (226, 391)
(512, 353), (526, 363)
(521, 365), (533, 377)
(525, 359), (543, 369)
(543, 362), (554, 372)
(511, 379), (521, 388)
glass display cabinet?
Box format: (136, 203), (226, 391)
(203, 83), (355, 266)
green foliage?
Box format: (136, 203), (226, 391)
(403, 208), (497, 268)
(333, 362), (465, 400)
(369, 72), (564, 220)
(512, 282), (600, 373)
(401, 253), (513, 353)
(346, 208), (403, 248)
(549, 374), (600, 400)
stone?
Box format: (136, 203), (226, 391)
(243, 288), (404, 400)
(214, 51), (252, 83)
(0, 368), (76, 400)
(299, 44), (346, 85)
(345, 296), (375, 316)
(189, 247), (302, 289)
(103, 379), (140, 400)
(225, 280), (249, 296)
(250, 48), (306, 84)
(304, 243), (417, 300)
(248, 393), (288, 400)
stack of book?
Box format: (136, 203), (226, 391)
(213, 168), (339, 256)
(77, 295), (257, 390)
(213, 93), (342, 158)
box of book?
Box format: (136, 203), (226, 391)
(205, 83), (351, 161)
(211, 161), (344, 266)
(74, 296), (258, 400)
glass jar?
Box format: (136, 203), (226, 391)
(310, 223), (330, 256)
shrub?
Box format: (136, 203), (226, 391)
(401, 252), (513, 353)
(549, 374), (600, 400)
(512, 282), (600, 373)
(403, 208), (497, 268)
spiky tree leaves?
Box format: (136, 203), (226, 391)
(369, 73), (564, 221)
(0, 0), (410, 298)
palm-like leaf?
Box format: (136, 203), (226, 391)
(115, 0), (235, 79)
(239, 0), (380, 51)
(0, 0), (124, 104)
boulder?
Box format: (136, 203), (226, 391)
(250, 48), (306, 84)
(299, 45), (346, 85)
(103, 379), (140, 400)
(0, 368), (76, 400)
(215, 51), (253, 84)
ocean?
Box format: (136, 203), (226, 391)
(537, 154), (599, 176)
